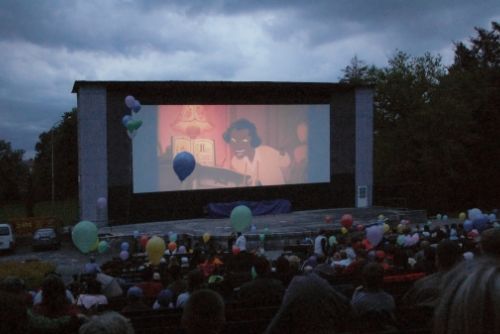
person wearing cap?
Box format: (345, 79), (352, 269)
(121, 286), (150, 313)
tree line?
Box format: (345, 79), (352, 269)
(1, 22), (498, 214)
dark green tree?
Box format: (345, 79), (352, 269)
(0, 140), (29, 203)
(32, 109), (78, 202)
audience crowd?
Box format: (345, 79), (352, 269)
(1, 217), (500, 334)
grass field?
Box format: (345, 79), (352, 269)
(0, 198), (78, 226)
(0, 261), (57, 289)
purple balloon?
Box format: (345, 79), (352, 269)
(120, 250), (129, 261)
(125, 95), (135, 109)
(132, 99), (141, 113)
(366, 225), (383, 247)
(173, 151), (196, 182)
(97, 197), (107, 209)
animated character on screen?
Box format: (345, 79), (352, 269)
(223, 118), (290, 186)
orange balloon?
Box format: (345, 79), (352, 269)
(168, 241), (177, 252)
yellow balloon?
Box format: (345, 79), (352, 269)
(383, 223), (390, 234)
(203, 232), (211, 243)
(397, 224), (404, 234)
(146, 236), (166, 265)
(458, 212), (466, 221)
(90, 238), (99, 252)
(341, 227), (348, 234)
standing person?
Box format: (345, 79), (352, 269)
(235, 232), (247, 252)
(314, 230), (327, 257)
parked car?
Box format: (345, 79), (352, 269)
(0, 223), (15, 252)
(32, 227), (61, 250)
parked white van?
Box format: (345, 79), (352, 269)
(0, 223), (15, 251)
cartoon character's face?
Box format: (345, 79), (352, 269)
(229, 128), (253, 159)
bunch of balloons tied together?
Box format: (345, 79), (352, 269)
(122, 95), (143, 139)
(72, 220), (109, 254)
(459, 208), (498, 236)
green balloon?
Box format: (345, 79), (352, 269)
(72, 220), (98, 254)
(230, 205), (252, 232)
(97, 240), (109, 254)
(328, 235), (337, 247)
(126, 120), (143, 132)
(259, 233), (265, 242)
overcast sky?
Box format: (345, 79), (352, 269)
(1, 0), (499, 158)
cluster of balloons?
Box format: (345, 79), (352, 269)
(230, 205), (252, 232)
(122, 95), (143, 139)
(173, 151), (196, 182)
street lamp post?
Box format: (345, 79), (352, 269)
(51, 119), (62, 215)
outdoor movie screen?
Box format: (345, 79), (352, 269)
(132, 104), (330, 193)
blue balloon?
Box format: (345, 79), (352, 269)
(122, 115), (132, 127)
(463, 219), (473, 232)
(473, 217), (489, 232)
(121, 241), (129, 251)
(173, 151), (196, 182)
(133, 100), (141, 113)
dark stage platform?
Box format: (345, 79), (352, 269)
(99, 207), (427, 251)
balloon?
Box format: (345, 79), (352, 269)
(397, 224), (404, 234)
(122, 115), (132, 127)
(410, 233), (420, 246)
(72, 221), (98, 254)
(442, 215), (448, 221)
(232, 246), (240, 255)
(203, 232), (211, 243)
(139, 235), (149, 248)
(90, 239), (99, 252)
(121, 242), (129, 251)
(126, 119), (143, 132)
(366, 225), (384, 247)
(340, 214), (353, 229)
(133, 230), (140, 238)
(362, 238), (373, 250)
(230, 205), (252, 232)
(168, 241), (177, 252)
(463, 219), (473, 232)
(97, 197), (107, 210)
(328, 235), (337, 246)
(173, 151), (196, 182)
(97, 240), (109, 254)
(169, 232), (178, 243)
(472, 217), (489, 232)
(146, 236), (166, 265)
(383, 223), (390, 234)
(340, 227), (348, 235)
(259, 234), (265, 242)
(488, 213), (497, 222)
(250, 224), (257, 232)
(264, 227), (270, 235)
(378, 214), (385, 221)
(125, 95), (136, 109)
(324, 215), (333, 224)
(120, 250), (129, 261)
(436, 214), (442, 220)
(468, 208), (483, 221)
(467, 229), (479, 240)
(458, 212), (466, 221)
(132, 99), (141, 113)
(396, 235), (406, 246)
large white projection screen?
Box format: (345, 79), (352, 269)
(132, 105), (330, 193)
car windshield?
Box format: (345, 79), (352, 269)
(0, 226), (10, 236)
(36, 229), (55, 238)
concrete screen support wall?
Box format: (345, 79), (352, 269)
(355, 88), (374, 208)
(76, 85), (108, 226)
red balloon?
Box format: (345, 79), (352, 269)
(340, 214), (353, 229)
(232, 246), (240, 255)
(168, 242), (177, 252)
(140, 235), (149, 248)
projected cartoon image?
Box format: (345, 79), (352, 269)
(132, 104), (330, 193)
(223, 118), (290, 186)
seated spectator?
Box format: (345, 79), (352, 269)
(198, 252), (223, 278)
(152, 289), (175, 310)
(121, 286), (150, 313)
(84, 256), (101, 275)
(272, 255), (293, 287)
(0, 276), (32, 307)
(166, 264), (188, 302)
(351, 263), (395, 321)
(238, 256), (285, 307)
(29, 275), (82, 333)
(33, 273), (75, 306)
(176, 269), (205, 308)
(137, 270), (163, 301)
(265, 273), (350, 334)
(402, 239), (460, 308)
(76, 278), (108, 312)
(480, 227), (500, 257)
(0, 290), (29, 334)
(79, 311), (134, 334)
(434, 256), (500, 334)
(181, 289), (225, 334)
